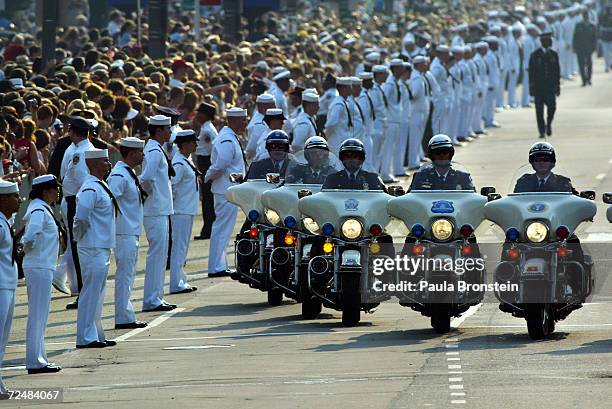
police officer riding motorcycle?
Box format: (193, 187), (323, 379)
(299, 139), (394, 326)
(388, 135), (488, 333)
(485, 142), (596, 339)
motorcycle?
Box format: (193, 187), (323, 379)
(386, 163), (488, 333)
(485, 164), (596, 340)
(226, 172), (284, 305)
(298, 183), (394, 326)
(260, 151), (342, 319)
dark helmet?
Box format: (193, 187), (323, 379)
(339, 138), (365, 161)
(427, 134), (454, 158)
(304, 136), (329, 151)
(528, 142), (556, 163)
(265, 130), (290, 152)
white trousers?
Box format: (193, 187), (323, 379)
(470, 92), (483, 133)
(170, 214), (194, 292)
(408, 112), (427, 169)
(432, 99), (446, 135)
(484, 86), (497, 125)
(76, 247), (110, 345)
(521, 68), (530, 107)
(507, 71), (519, 107)
(496, 71), (506, 107)
(143, 216), (169, 310)
(448, 98), (460, 143)
(381, 121), (400, 180)
(25, 268), (52, 369)
(394, 121), (409, 175)
(0, 289), (15, 393)
(603, 42), (612, 72)
(372, 123), (387, 173)
(114, 235), (139, 325)
(56, 198), (78, 294)
(208, 194), (238, 274)
(458, 96), (472, 137)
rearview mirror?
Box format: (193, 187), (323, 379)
(229, 173), (244, 183)
(579, 190), (596, 201)
(266, 173), (281, 184)
(603, 192), (612, 204)
(481, 186), (496, 196)
(488, 193), (502, 202)
(298, 189), (313, 199)
(388, 185), (405, 196)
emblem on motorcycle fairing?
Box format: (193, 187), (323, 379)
(528, 203), (547, 212)
(431, 200), (454, 213)
(345, 198), (359, 211)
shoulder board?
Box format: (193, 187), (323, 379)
(30, 209), (44, 215)
(174, 162), (185, 166)
(109, 174), (124, 178)
(81, 188), (96, 193)
(220, 140), (232, 144)
(147, 148), (162, 154)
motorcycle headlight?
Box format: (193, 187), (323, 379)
(431, 219), (453, 241)
(302, 217), (320, 234)
(341, 219), (362, 240)
(264, 208), (281, 225)
(526, 222), (548, 243)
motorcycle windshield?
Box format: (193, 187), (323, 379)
(284, 149), (343, 185)
(409, 161), (476, 192)
(508, 163), (574, 195)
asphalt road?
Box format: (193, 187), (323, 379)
(4, 60), (612, 409)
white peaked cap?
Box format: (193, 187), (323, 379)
(120, 137), (145, 149)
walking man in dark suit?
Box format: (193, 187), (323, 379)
(528, 32), (560, 138)
(572, 10), (597, 86)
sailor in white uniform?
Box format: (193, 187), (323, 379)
(291, 91), (319, 152)
(324, 77), (355, 156)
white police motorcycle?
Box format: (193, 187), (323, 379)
(261, 146), (342, 318)
(485, 163), (596, 340)
(387, 162), (488, 334)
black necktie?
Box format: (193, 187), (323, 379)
(42, 204), (67, 245)
(405, 82), (414, 99)
(538, 179), (546, 190)
(4, 220), (16, 265)
(424, 76), (432, 97)
(273, 161), (281, 173)
(395, 80), (401, 103)
(183, 158), (202, 191)
(124, 166), (148, 203)
(160, 147), (176, 178)
(308, 116), (319, 135)
(342, 99), (353, 128)
(96, 180), (121, 216)
(365, 91), (376, 121)
(354, 100), (365, 122)
(377, 84), (389, 108)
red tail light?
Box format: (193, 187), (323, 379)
(508, 247), (520, 260)
(461, 244), (473, 256)
(248, 227), (259, 238)
(556, 226), (570, 240)
(369, 224), (383, 236)
(558, 247), (569, 258)
(460, 224), (474, 238)
(412, 244), (424, 255)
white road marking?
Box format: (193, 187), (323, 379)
(445, 344), (459, 349)
(446, 351), (459, 355)
(451, 303), (482, 328)
(448, 365), (462, 370)
(114, 308), (185, 342)
(451, 400), (467, 404)
(596, 173), (606, 181)
(162, 345), (234, 350)
(449, 377), (463, 382)
(451, 392), (466, 397)
(0, 365), (26, 372)
(447, 358), (461, 361)
(449, 384), (464, 390)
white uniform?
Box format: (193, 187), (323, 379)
(22, 199), (59, 369)
(381, 74), (403, 179)
(398, 80), (411, 175)
(348, 95), (366, 147)
(458, 59), (474, 138)
(292, 110), (317, 151)
(483, 50), (500, 126)
(507, 36), (522, 107)
(170, 152), (198, 292)
(522, 34), (537, 106)
(430, 58), (451, 135)
(268, 82), (289, 116)
(448, 63), (463, 143)
(425, 70), (441, 137)
(108, 161), (143, 325)
(370, 82), (388, 172)
(495, 36), (509, 108)
(357, 89), (376, 170)
(317, 88), (338, 118)
(246, 111), (267, 158)
(408, 71), (430, 169)
(205, 126), (246, 274)
(0, 212), (17, 393)
(472, 53), (489, 133)
(324, 95), (354, 155)
(73, 175), (116, 345)
(140, 139), (174, 310)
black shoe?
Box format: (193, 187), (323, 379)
(457, 136), (468, 142)
(170, 286), (197, 294)
(194, 234), (211, 240)
(142, 304), (175, 312)
(546, 125), (552, 136)
(76, 341), (107, 349)
(27, 363), (62, 374)
(0, 391), (9, 400)
(115, 321), (148, 329)
(208, 270), (231, 278)
(66, 300), (78, 310)
(539, 134), (545, 138)
(104, 340), (117, 347)
(162, 301), (178, 308)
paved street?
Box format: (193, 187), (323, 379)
(4, 60), (612, 408)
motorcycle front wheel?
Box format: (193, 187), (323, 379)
(267, 288), (283, 306)
(341, 273), (361, 327)
(526, 303), (553, 340)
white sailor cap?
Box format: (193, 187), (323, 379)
(110, 59), (125, 68)
(90, 62), (108, 72)
(403, 33), (415, 44)
(389, 58), (404, 67)
(365, 52), (380, 62)
(32, 174), (60, 187)
(453, 23), (468, 31)
(413, 55), (429, 64)
(372, 65), (388, 73)
(148, 114), (171, 126)
(272, 70), (291, 81)
(350, 76), (362, 85)
(256, 93), (275, 103)
(489, 25), (501, 32)
(511, 24), (523, 32)
(0, 181), (18, 195)
(403, 61), (412, 69)
(174, 129), (198, 143)
(302, 91), (319, 103)
(265, 108), (285, 116)
(119, 136), (145, 149)
(475, 41), (488, 49)
(536, 16), (547, 24)
(437, 45), (450, 53)
(451, 45), (464, 53)
(336, 77), (353, 86)
(271, 66), (286, 75)
(84, 148), (109, 160)
(484, 36), (499, 43)
(126, 108), (138, 121)
(358, 71), (374, 80)
(526, 23), (538, 31)
(227, 107), (247, 117)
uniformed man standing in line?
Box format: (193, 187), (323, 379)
(522, 25), (540, 107)
(473, 42), (490, 134)
(483, 36), (501, 128)
(140, 115), (178, 312)
(108, 137), (148, 329)
(348, 77), (368, 164)
(316, 73), (338, 131)
(357, 72), (377, 170)
(381, 59), (405, 182)
(194, 102), (218, 240)
(507, 26), (523, 108)
(205, 108), (247, 277)
(60, 116), (94, 310)
(246, 94), (276, 161)
(370, 65), (389, 173)
(430, 46), (451, 135)
(22, 175), (62, 373)
(73, 148), (118, 348)
(268, 70), (291, 117)
(529, 32), (561, 138)
(324, 77), (355, 156)
(291, 91), (319, 152)
(170, 130), (199, 294)
(408, 56), (430, 170)
(0, 181), (21, 396)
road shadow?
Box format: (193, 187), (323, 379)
(419, 331), (570, 353)
(306, 328), (442, 352)
(531, 339), (612, 356)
